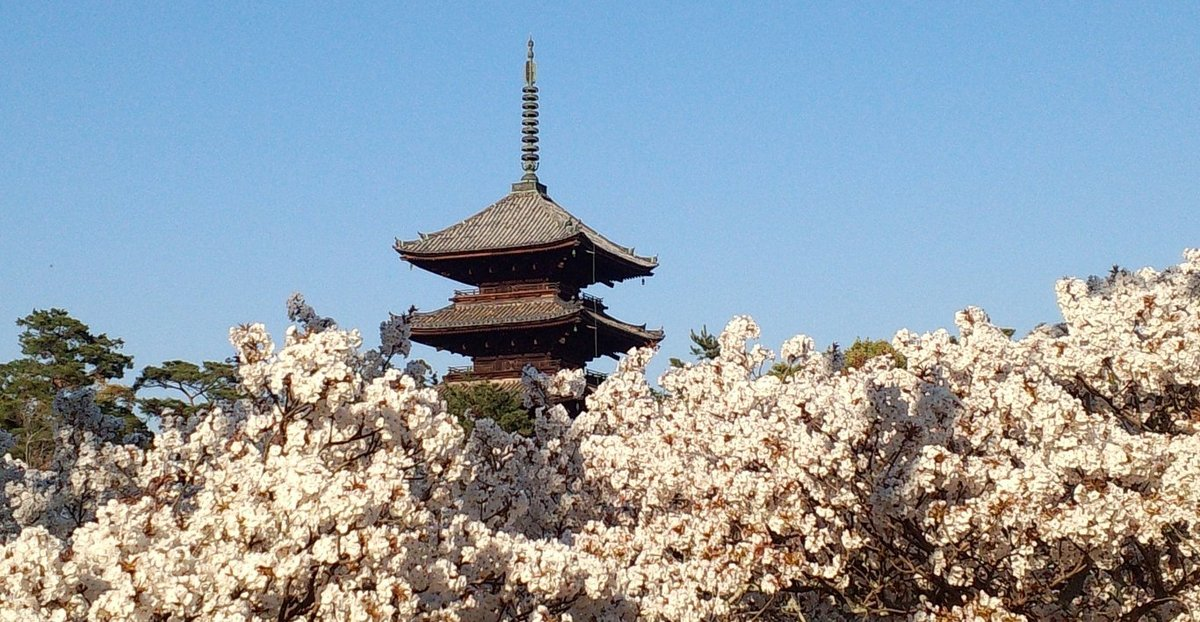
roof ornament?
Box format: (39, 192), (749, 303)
(520, 37), (540, 182)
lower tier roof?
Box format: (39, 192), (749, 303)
(409, 296), (663, 356)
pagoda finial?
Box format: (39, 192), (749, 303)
(520, 37), (540, 182)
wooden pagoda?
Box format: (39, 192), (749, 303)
(395, 39), (662, 386)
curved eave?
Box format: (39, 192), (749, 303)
(583, 309), (665, 346)
(585, 239), (657, 284)
(411, 307), (661, 344)
(393, 184), (658, 272)
(411, 313), (578, 337)
(409, 297), (581, 333)
(395, 236), (578, 262)
(576, 229), (658, 272)
(396, 233), (656, 284)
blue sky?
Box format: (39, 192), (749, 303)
(2, 3), (1197, 383)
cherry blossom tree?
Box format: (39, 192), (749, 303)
(2, 250), (1199, 621)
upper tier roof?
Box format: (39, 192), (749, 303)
(394, 182), (658, 271)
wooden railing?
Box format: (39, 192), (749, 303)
(444, 365), (609, 389)
(450, 283), (605, 310)
(454, 282), (558, 298)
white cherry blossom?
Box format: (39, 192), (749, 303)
(3, 250), (1200, 620)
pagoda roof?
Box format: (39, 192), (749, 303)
(412, 297), (575, 330)
(395, 184), (658, 271)
(410, 296), (663, 343)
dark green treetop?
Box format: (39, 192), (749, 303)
(8, 308), (133, 391)
(669, 325), (721, 367)
(442, 382), (531, 436)
(134, 360), (240, 419)
(843, 338), (907, 371)
(0, 309), (137, 465)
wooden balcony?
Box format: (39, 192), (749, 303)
(450, 282), (606, 311)
(444, 364), (608, 390)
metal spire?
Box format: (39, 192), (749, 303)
(520, 37), (540, 182)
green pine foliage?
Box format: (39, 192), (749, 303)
(134, 360), (241, 420)
(0, 309), (138, 465)
(441, 381), (533, 436)
(843, 338), (907, 371)
(669, 325), (721, 367)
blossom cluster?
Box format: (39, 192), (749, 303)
(2, 249), (1200, 620)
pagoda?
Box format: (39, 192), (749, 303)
(395, 39), (662, 386)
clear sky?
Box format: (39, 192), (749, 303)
(2, 3), (1197, 384)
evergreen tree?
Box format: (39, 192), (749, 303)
(843, 337), (907, 370)
(0, 309), (137, 465)
(669, 325), (721, 367)
(441, 382), (531, 436)
(133, 360), (240, 420)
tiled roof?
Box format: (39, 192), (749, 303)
(411, 298), (577, 330)
(395, 186), (657, 269)
(411, 297), (663, 343)
(589, 311), (665, 343)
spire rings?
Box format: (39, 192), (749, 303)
(520, 38), (540, 180)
